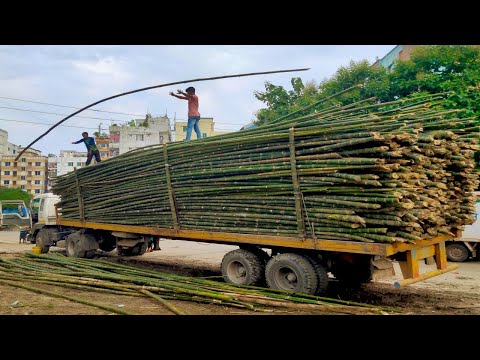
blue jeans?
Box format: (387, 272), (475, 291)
(186, 116), (201, 140)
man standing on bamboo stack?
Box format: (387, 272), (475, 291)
(170, 87), (201, 141)
(72, 132), (102, 166)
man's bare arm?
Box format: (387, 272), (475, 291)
(169, 92), (188, 100)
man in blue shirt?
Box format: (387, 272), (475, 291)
(72, 132), (102, 165)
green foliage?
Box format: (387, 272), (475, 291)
(388, 45), (480, 118)
(0, 187), (33, 206)
(129, 120), (136, 127)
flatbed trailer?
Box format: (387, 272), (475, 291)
(54, 217), (458, 293)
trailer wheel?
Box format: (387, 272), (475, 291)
(265, 253), (318, 295)
(446, 243), (469, 262)
(304, 255), (329, 295)
(35, 229), (51, 254)
(221, 249), (265, 286)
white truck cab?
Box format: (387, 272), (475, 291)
(30, 193), (60, 226)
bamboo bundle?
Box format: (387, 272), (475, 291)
(51, 93), (479, 243)
(0, 254), (396, 314)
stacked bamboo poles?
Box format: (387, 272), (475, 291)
(0, 254), (395, 314)
(51, 92), (479, 243)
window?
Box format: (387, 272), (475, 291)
(3, 180), (9, 185)
(67, 162), (74, 167)
(34, 180), (41, 185)
(202, 133), (207, 138)
(20, 185), (25, 190)
(135, 134), (144, 141)
(21, 176), (26, 180)
(77, 162), (82, 166)
(21, 167), (26, 171)
(13, 171), (17, 176)
(12, 181), (16, 185)
(183, 126), (187, 132)
(21, 158), (26, 162)
(4, 171), (10, 175)
(39, 199), (45, 212)
(4, 162), (10, 166)
(35, 171), (41, 176)
(34, 189), (41, 194)
(13, 162), (17, 167)
(28, 171), (32, 176)
(13, 150), (16, 154)
(28, 162), (32, 166)
(35, 162), (41, 166)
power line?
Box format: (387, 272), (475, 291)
(0, 96), (144, 117)
(0, 105), (123, 122)
(0, 117), (98, 130)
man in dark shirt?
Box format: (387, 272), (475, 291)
(72, 132), (102, 165)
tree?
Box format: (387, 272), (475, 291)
(0, 187), (33, 206)
(253, 61), (389, 125)
(387, 45), (480, 118)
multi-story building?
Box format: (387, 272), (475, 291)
(0, 128), (21, 156)
(373, 45), (421, 70)
(55, 150), (88, 176)
(95, 136), (110, 160)
(109, 115), (170, 157)
(1, 149), (48, 195)
(173, 117), (233, 141)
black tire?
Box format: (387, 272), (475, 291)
(35, 229), (51, 254)
(221, 249), (265, 286)
(65, 232), (95, 258)
(265, 253), (318, 295)
(304, 255), (329, 295)
(240, 245), (270, 265)
(446, 243), (469, 262)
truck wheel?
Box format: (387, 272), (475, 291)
(65, 233), (97, 258)
(446, 243), (469, 262)
(35, 229), (51, 254)
(265, 253), (318, 295)
(221, 249), (265, 286)
(304, 255), (329, 295)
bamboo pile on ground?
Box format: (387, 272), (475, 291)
(0, 253), (397, 314)
(52, 91), (479, 244)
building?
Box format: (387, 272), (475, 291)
(109, 115), (171, 157)
(95, 136), (110, 160)
(55, 150), (88, 176)
(1, 149), (48, 195)
(174, 117), (233, 141)
(373, 45), (421, 70)
(0, 128), (21, 156)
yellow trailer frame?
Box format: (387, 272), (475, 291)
(58, 218), (458, 287)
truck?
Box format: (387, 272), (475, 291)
(26, 192), (459, 295)
(445, 192), (480, 262)
(0, 200), (32, 232)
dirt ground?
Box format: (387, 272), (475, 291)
(1, 231), (479, 315)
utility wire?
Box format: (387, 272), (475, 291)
(16, 68), (309, 160)
(0, 96), (144, 117)
(0, 105), (123, 122)
(0, 117), (98, 130)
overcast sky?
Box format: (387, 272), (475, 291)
(0, 45), (394, 156)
